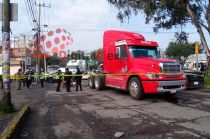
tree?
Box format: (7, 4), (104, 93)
(90, 50), (96, 60)
(47, 54), (59, 65)
(95, 49), (103, 63)
(107, 0), (210, 56)
(70, 51), (85, 60)
(174, 32), (189, 43)
(165, 42), (194, 65)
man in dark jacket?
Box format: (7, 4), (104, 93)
(75, 68), (82, 91)
(64, 68), (72, 92)
(56, 69), (63, 92)
(25, 69), (31, 89)
(1, 76), (3, 90)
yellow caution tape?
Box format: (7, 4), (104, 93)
(0, 72), (207, 80)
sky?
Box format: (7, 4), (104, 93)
(2, 0), (210, 54)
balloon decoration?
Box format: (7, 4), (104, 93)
(33, 28), (73, 60)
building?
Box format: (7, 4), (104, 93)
(185, 53), (207, 70)
(0, 47), (33, 75)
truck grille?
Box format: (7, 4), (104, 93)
(162, 63), (181, 73)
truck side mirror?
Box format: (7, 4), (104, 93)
(157, 48), (161, 58)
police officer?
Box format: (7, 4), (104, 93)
(39, 69), (45, 88)
(0, 75), (3, 90)
(16, 69), (22, 90)
(25, 69), (31, 89)
(64, 68), (72, 92)
(30, 69), (34, 86)
(56, 69), (63, 92)
(75, 68), (82, 91)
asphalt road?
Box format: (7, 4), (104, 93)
(7, 80), (210, 139)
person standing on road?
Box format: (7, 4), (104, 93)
(64, 68), (72, 92)
(30, 69), (34, 86)
(75, 68), (82, 91)
(1, 75), (3, 90)
(22, 70), (26, 87)
(16, 69), (22, 90)
(25, 69), (31, 89)
(39, 69), (45, 88)
(200, 62), (205, 74)
(56, 69), (63, 92)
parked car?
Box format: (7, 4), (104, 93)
(46, 70), (58, 83)
(182, 67), (204, 89)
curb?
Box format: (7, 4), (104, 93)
(0, 105), (30, 139)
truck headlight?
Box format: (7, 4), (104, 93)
(147, 74), (162, 79)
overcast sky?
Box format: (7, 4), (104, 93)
(2, 0), (210, 53)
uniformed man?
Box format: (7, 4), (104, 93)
(56, 69), (63, 92)
(0, 76), (3, 90)
(64, 68), (72, 92)
(30, 69), (34, 86)
(16, 69), (22, 90)
(39, 69), (45, 88)
(75, 68), (82, 91)
(25, 69), (31, 89)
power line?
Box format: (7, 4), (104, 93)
(27, 0), (36, 23)
(46, 26), (198, 34)
(24, 0), (34, 28)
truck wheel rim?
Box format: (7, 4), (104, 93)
(95, 78), (98, 88)
(89, 79), (92, 86)
(130, 82), (138, 95)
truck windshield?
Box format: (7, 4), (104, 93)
(129, 46), (159, 58)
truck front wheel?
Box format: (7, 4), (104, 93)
(128, 77), (145, 100)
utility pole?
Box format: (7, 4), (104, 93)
(34, 3), (50, 78)
(35, 4), (41, 83)
(2, 0), (11, 106)
(22, 34), (27, 71)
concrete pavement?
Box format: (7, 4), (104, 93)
(6, 81), (210, 139)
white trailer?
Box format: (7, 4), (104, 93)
(66, 60), (87, 74)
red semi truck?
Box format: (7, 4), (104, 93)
(88, 30), (186, 100)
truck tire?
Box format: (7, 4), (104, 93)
(88, 76), (95, 89)
(94, 75), (105, 90)
(128, 77), (145, 100)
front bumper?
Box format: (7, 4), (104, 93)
(142, 80), (186, 94)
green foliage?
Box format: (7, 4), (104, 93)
(89, 65), (98, 71)
(0, 101), (15, 113)
(107, 0), (203, 31)
(90, 50), (96, 60)
(71, 51), (85, 60)
(107, 0), (210, 66)
(204, 76), (210, 86)
(174, 32), (189, 43)
(46, 54), (60, 65)
(165, 42), (194, 64)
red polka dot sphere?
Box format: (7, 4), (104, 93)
(33, 28), (73, 59)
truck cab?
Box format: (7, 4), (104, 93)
(89, 30), (186, 100)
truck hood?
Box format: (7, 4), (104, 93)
(131, 57), (177, 73)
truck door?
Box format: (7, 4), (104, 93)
(114, 45), (128, 88)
